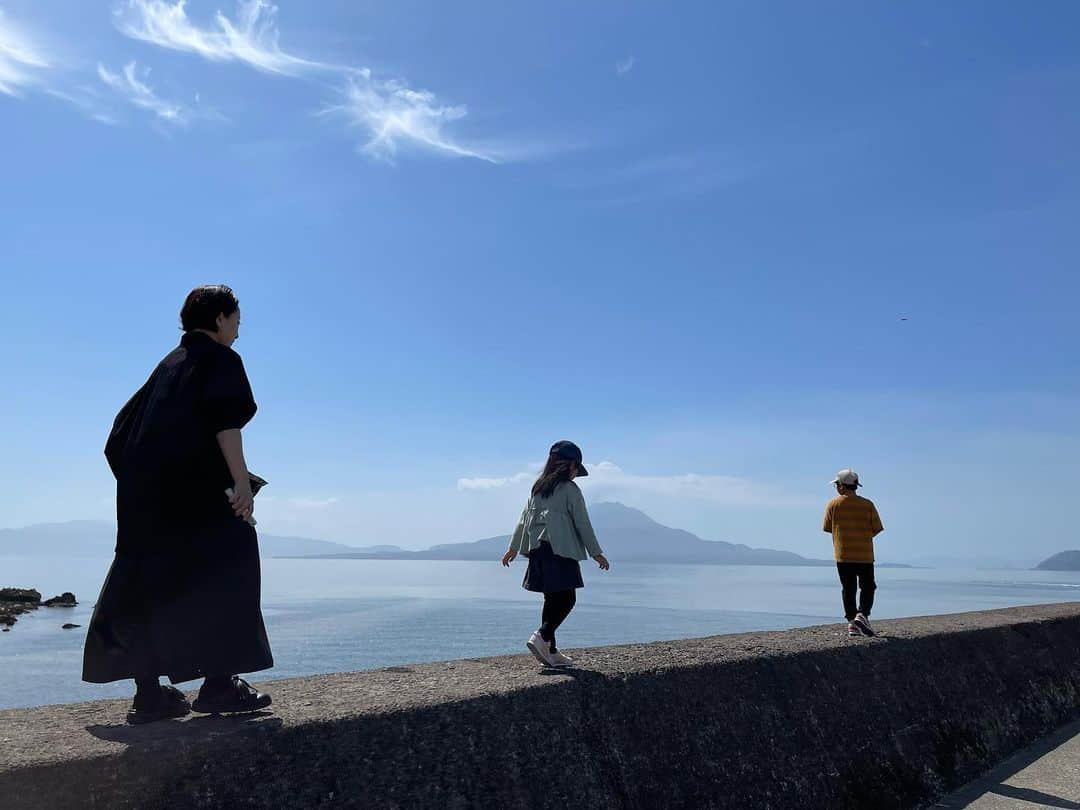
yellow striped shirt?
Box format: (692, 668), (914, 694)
(823, 494), (884, 563)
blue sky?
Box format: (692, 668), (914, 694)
(1, 1), (1077, 565)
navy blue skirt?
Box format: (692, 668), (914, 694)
(522, 541), (584, 593)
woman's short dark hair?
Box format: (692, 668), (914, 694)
(180, 285), (239, 332)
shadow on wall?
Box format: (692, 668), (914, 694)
(86, 711), (282, 746)
(987, 786), (1080, 809)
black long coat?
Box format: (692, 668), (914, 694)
(82, 331), (273, 684)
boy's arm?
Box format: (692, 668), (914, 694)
(871, 505), (884, 537)
(822, 504), (834, 533)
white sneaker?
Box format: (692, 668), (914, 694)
(549, 650), (574, 668)
(853, 613), (875, 637)
(526, 631), (554, 666)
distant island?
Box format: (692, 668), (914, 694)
(287, 502), (854, 567)
(1035, 551), (1080, 571)
(0, 520), (381, 559)
(1, 504), (914, 567)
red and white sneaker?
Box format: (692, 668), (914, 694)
(853, 613), (876, 637)
(847, 623), (860, 637)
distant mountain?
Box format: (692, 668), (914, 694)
(3, 504), (913, 568)
(0, 520), (391, 559)
(1034, 551), (1080, 571)
(0, 521), (117, 557)
(294, 502), (835, 567)
(258, 535), (403, 557)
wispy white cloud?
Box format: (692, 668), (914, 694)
(0, 8), (49, 96)
(457, 460), (810, 507)
(115, 0), (324, 76)
(98, 61), (188, 124)
(0, 11), (121, 122)
(457, 471), (532, 491)
(615, 56), (635, 77)
(327, 70), (497, 163)
(287, 496), (339, 509)
(561, 150), (755, 207)
(585, 462), (810, 506)
(45, 87), (121, 125)
(114, 0), (499, 161)
(257, 495), (340, 509)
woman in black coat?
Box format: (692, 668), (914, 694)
(83, 285), (274, 724)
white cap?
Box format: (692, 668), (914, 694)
(831, 469), (860, 487)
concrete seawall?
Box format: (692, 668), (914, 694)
(2, 603), (1079, 809)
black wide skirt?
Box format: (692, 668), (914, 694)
(522, 540), (584, 593)
(82, 518), (273, 685)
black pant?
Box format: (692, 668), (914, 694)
(540, 590), (576, 652)
(836, 562), (876, 621)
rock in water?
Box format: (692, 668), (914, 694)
(0, 588), (42, 604)
(1, 588), (44, 629)
(1, 587), (77, 631)
(43, 592), (78, 607)
(62, 623), (81, 630)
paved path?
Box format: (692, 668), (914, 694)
(937, 719), (1080, 809)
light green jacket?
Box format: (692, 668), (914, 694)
(508, 480), (603, 561)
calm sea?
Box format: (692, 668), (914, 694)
(2, 554), (1078, 710)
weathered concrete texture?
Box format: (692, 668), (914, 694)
(1, 603), (1079, 810)
(936, 718), (1080, 808)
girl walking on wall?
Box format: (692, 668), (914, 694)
(502, 441), (610, 667)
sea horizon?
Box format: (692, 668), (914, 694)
(3, 553), (1078, 711)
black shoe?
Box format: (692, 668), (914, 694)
(126, 685), (192, 725)
(191, 676), (272, 714)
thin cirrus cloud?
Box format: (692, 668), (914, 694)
(114, 0), (326, 77)
(457, 472), (533, 491)
(98, 61), (188, 124)
(327, 70), (496, 163)
(286, 496), (339, 509)
(0, 8), (49, 96)
(459, 461), (811, 507)
(0, 8), (122, 124)
(113, 0), (497, 161)
(615, 56), (635, 77)
(560, 150), (756, 207)
(257, 495), (339, 509)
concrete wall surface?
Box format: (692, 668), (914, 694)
(1, 602), (1079, 810)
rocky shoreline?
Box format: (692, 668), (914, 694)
(0, 588), (78, 632)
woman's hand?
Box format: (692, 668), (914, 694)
(501, 549), (518, 567)
(229, 480), (254, 522)
(594, 553), (610, 571)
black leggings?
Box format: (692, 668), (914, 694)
(540, 590), (576, 651)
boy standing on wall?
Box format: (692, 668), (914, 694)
(823, 469), (885, 637)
